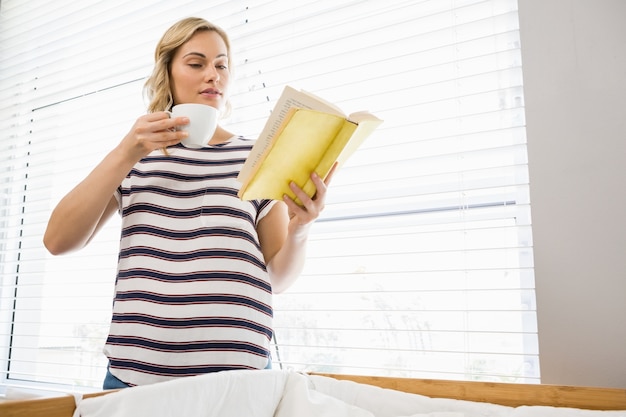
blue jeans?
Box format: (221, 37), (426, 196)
(103, 367), (131, 390)
(103, 359), (272, 389)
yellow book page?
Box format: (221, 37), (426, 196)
(334, 117), (384, 166)
(297, 117), (383, 203)
(237, 86), (345, 184)
(239, 109), (345, 200)
(297, 117), (383, 199)
(298, 120), (357, 198)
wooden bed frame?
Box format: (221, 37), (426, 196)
(313, 373), (626, 410)
(2, 373), (626, 416)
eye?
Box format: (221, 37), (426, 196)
(188, 63), (203, 69)
(214, 59), (229, 71)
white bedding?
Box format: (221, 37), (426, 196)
(73, 370), (626, 417)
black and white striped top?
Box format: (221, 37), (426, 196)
(105, 137), (276, 386)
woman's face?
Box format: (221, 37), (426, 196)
(169, 30), (230, 110)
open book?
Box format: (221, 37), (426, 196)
(237, 86), (383, 201)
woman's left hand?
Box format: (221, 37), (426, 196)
(283, 163), (338, 229)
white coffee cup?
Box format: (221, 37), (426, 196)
(168, 103), (219, 148)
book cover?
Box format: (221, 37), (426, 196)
(237, 86), (383, 202)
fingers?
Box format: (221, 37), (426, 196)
(126, 113), (190, 153)
(145, 112), (190, 135)
(283, 170), (332, 225)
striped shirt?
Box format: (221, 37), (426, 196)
(105, 137), (276, 386)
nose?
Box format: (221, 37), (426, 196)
(205, 65), (219, 83)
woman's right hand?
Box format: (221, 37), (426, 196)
(120, 112), (190, 160)
(43, 112), (190, 255)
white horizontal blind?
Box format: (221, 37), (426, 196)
(254, 1), (538, 381)
(0, 0), (538, 392)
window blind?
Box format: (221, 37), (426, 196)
(0, 0), (538, 392)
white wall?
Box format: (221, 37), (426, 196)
(518, 0), (626, 388)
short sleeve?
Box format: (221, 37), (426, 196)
(256, 199), (278, 224)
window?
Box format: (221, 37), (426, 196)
(0, 0), (538, 392)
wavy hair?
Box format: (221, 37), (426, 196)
(144, 17), (232, 115)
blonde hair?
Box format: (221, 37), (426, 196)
(144, 17), (232, 114)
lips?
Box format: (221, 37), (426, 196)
(201, 88), (221, 96)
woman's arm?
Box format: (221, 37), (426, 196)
(43, 147), (135, 255)
(43, 112), (189, 255)
(258, 166), (336, 293)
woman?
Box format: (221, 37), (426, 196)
(43, 17), (333, 388)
